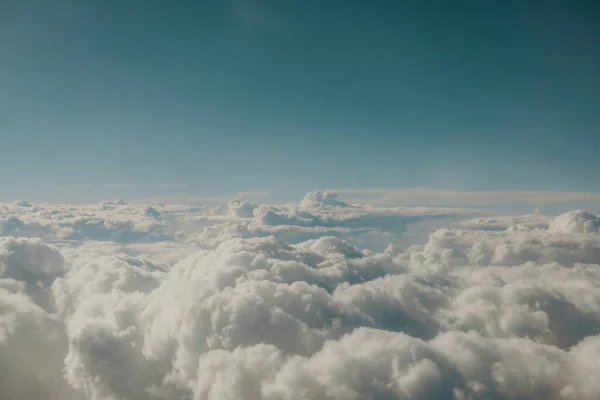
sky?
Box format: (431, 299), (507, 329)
(4, 3), (600, 396)
(1, 0), (599, 204)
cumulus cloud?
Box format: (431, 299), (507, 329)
(549, 209), (600, 234)
(228, 199), (259, 218)
(0, 200), (193, 245)
(299, 191), (349, 209)
(188, 192), (482, 252)
(1, 193), (600, 399)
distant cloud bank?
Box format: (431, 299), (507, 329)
(331, 187), (600, 208)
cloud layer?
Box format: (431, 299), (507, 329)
(333, 187), (600, 209)
(1, 192), (600, 399)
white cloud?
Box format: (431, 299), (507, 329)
(549, 209), (600, 234)
(228, 199), (259, 218)
(1, 192), (600, 399)
(299, 191), (349, 208)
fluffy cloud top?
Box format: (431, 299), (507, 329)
(549, 209), (600, 234)
(1, 193), (600, 399)
(299, 191), (349, 209)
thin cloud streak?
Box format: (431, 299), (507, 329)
(329, 187), (600, 207)
(55, 185), (94, 190)
(134, 191), (272, 205)
(104, 184), (188, 188)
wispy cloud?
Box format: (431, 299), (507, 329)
(134, 191), (271, 205)
(236, 191), (271, 198)
(329, 187), (600, 208)
(104, 184), (188, 189)
(57, 184), (189, 190)
(55, 184), (94, 190)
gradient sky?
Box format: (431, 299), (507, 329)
(1, 0), (599, 203)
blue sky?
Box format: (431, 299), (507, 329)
(1, 0), (599, 203)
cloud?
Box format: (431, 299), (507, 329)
(186, 193), (480, 252)
(134, 191), (272, 205)
(237, 191), (272, 199)
(228, 199), (259, 218)
(331, 187), (600, 208)
(299, 191), (349, 208)
(55, 185), (94, 190)
(56, 184), (189, 191)
(0, 199), (179, 245)
(104, 184), (188, 188)
(549, 209), (600, 234)
(1, 193), (600, 399)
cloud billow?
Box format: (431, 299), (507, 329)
(1, 192), (600, 399)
